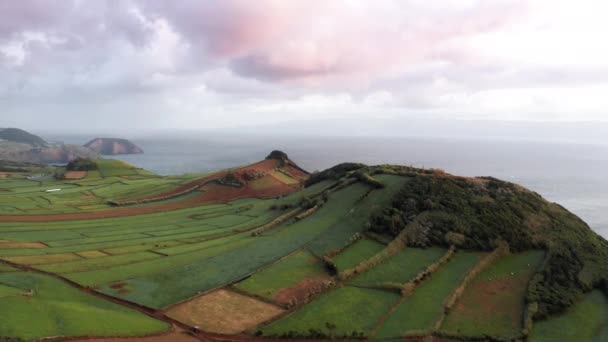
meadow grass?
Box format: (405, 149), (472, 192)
(350, 247), (446, 286)
(530, 290), (608, 342)
(333, 238), (386, 272)
(99, 182), (370, 308)
(441, 251), (545, 339)
(234, 249), (328, 300)
(374, 252), (485, 338)
(262, 286), (399, 337)
(0, 272), (169, 340)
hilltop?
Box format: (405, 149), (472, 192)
(0, 128), (47, 146)
(84, 137), (143, 155)
(0, 152), (606, 341)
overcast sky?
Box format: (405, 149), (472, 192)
(2, 0), (608, 134)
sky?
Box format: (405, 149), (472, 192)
(2, 0), (608, 134)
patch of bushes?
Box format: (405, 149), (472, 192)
(259, 328), (365, 339)
(217, 171), (243, 187)
(354, 171), (385, 189)
(305, 162), (366, 186)
(366, 172), (608, 318)
(66, 157), (98, 171)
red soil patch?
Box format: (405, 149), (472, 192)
(64, 171), (88, 180)
(109, 282), (126, 289)
(199, 176), (293, 204)
(273, 275), (334, 307)
(284, 164), (309, 180)
(450, 277), (524, 328)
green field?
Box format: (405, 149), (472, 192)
(530, 290), (608, 342)
(261, 286), (399, 337)
(0, 272), (169, 340)
(332, 238), (385, 272)
(350, 247), (446, 287)
(1, 157), (605, 341)
(0, 159), (205, 215)
(234, 249), (329, 301)
(374, 252), (485, 338)
(441, 251), (545, 339)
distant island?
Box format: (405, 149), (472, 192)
(84, 137), (143, 155)
(0, 128), (142, 163)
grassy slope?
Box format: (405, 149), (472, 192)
(350, 247), (446, 286)
(262, 286), (399, 337)
(333, 238), (385, 272)
(1, 160), (607, 339)
(530, 290), (608, 342)
(99, 183), (371, 308)
(234, 249), (328, 301)
(374, 252), (485, 338)
(441, 251), (545, 338)
(0, 272), (169, 341)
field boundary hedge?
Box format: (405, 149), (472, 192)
(339, 226), (409, 281)
(401, 246), (456, 297)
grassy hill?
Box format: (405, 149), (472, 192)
(0, 155), (606, 341)
(0, 128), (47, 147)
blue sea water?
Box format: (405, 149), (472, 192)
(52, 134), (608, 239)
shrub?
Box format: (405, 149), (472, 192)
(66, 157), (98, 171)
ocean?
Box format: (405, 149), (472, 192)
(52, 134), (608, 239)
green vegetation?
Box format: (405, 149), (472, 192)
(0, 156), (606, 340)
(0, 128), (47, 146)
(307, 174), (409, 256)
(66, 157), (98, 171)
(366, 168), (608, 317)
(374, 252), (485, 338)
(262, 287), (398, 337)
(350, 247), (446, 286)
(441, 251), (545, 339)
(333, 239), (385, 272)
(0, 272), (169, 340)
(530, 290), (608, 342)
(235, 249), (328, 300)
(96, 159), (141, 177)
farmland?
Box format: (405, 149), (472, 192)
(441, 251), (545, 339)
(1, 154), (608, 341)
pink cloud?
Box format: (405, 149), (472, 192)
(140, 0), (526, 86)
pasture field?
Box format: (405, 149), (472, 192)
(530, 290), (608, 342)
(261, 286), (399, 337)
(0, 264), (16, 272)
(441, 251), (545, 339)
(0, 157), (591, 341)
(350, 247), (446, 287)
(0, 272), (169, 340)
(0, 159), (207, 215)
(374, 252), (485, 339)
(332, 238), (385, 272)
(234, 249), (329, 301)
(98, 182), (372, 308)
(307, 175), (409, 256)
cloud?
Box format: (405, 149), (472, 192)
(2, 0), (608, 133)
(140, 0), (525, 86)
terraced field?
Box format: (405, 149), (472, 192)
(1, 155), (607, 341)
